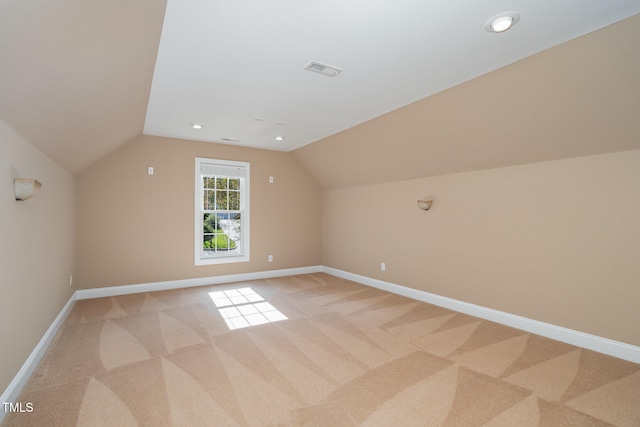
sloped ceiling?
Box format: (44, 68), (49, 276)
(144, 0), (640, 155)
(292, 14), (640, 189)
(0, 0), (639, 178)
(0, 0), (166, 175)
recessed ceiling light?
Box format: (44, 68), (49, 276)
(485, 12), (520, 33)
(191, 123), (203, 129)
(275, 136), (285, 141)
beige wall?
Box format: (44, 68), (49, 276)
(322, 150), (640, 346)
(0, 120), (76, 394)
(76, 134), (321, 289)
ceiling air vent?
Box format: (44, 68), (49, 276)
(220, 137), (240, 143)
(304, 61), (342, 77)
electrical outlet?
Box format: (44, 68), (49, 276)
(147, 166), (154, 175)
(268, 255), (273, 263)
(381, 262), (386, 272)
(269, 176), (274, 184)
(69, 275), (73, 286)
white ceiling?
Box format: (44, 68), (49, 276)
(143, 0), (640, 152)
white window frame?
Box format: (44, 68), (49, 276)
(195, 157), (250, 265)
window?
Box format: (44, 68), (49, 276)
(195, 158), (250, 265)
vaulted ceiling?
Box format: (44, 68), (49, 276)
(1, 0), (639, 176)
(0, 0), (166, 175)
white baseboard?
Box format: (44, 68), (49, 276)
(75, 265), (323, 300)
(0, 293), (77, 423)
(322, 266), (640, 364)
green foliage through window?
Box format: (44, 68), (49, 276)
(203, 234), (237, 251)
(202, 178), (242, 253)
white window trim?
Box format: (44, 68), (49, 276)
(195, 157), (250, 266)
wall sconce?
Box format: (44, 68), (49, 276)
(417, 199), (433, 211)
(14, 178), (42, 201)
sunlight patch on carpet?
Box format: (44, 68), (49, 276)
(209, 287), (288, 330)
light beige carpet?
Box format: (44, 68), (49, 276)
(3, 273), (639, 426)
